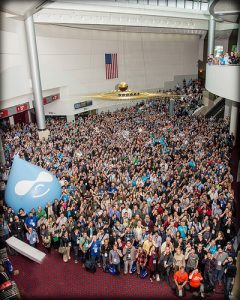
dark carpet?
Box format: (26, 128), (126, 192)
(9, 247), (224, 300)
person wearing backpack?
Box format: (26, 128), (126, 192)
(123, 240), (136, 274)
(79, 232), (90, 264)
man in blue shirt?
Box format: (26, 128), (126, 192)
(24, 212), (38, 231)
(88, 235), (101, 266)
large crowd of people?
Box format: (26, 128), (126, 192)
(0, 79), (238, 299)
(207, 51), (240, 65)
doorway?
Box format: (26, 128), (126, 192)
(13, 111), (29, 124)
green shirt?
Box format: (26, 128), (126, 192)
(36, 210), (47, 220)
(80, 237), (89, 252)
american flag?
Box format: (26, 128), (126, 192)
(105, 53), (118, 80)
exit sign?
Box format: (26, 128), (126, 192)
(0, 109), (9, 119)
(16, 103), (29, 113)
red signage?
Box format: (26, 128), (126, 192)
(52, 94), (60, 101)
(16, 103), (29, 113)
(0, 109), (9, 119)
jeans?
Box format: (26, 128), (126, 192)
(160, 265), (171, 284)
(204, 271), (214, 289)
(90, 255), (100, 265)
(224, 276), (233, 299)
(113, 263), (121, 273)
(73, 245), (79, 261)
(214, 269), (224, 285)
(102, 255), (109, 270)
(137, 262), (145, 275)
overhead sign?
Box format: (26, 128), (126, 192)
(0, 93), (60, 120)
(0, 103), (29, 119)
(0, 109), (9, 119)
(34, 93), (60, 107)
(16, 103), (29, 113)
(74, 100), (93, 110)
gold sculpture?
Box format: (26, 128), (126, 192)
(118, 82), (128, 92)
(83, 82), (179, 101)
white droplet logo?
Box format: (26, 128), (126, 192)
(15, 171), (53, 198)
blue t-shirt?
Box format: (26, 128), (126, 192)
(178, 225), (188, 239)
(90, 240), (101, 257)
(208, 244), (217, 255)
(25, 216), (38, 229)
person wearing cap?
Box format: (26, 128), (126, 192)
(224, 242), (236, 259)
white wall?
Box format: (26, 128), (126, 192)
(206, 64), (240, 102)
(43, 98), (144, 116)
(0, 14), (31, 101)
(36, 24), (199, 98)
(1, 15), (199, 113)
(215, 38), (229, 53)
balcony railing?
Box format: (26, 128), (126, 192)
(205, 64), (240, 103)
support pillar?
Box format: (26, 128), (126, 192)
(229, 101), (239, 145)
(237, 20), (240, 53)
(24, 15), (49, 140)
(9, 116), (14, 126)
(0, 136), (6, 166)
(66, 115), (75, 123)
(169, 99), (175, 116)
(224, 99), (231, 119)
(207, 15), (216, 56)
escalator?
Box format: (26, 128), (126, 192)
(205, 98), (225, 120)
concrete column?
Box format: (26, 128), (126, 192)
(237, 20), (240, 53)
(0, 136), (6, 166)
(207, 15), (216, 56)
(169, 99), (175, 116)
(24, 15), (46, 132)
(224, 99), (232, 119)
(229, 101), (239, 144)
(9, 116), (14, 126)
(28, 110), (32, 123)
(66, 115), (75, 123)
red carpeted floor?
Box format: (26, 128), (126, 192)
(9, 246), (224, 300)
